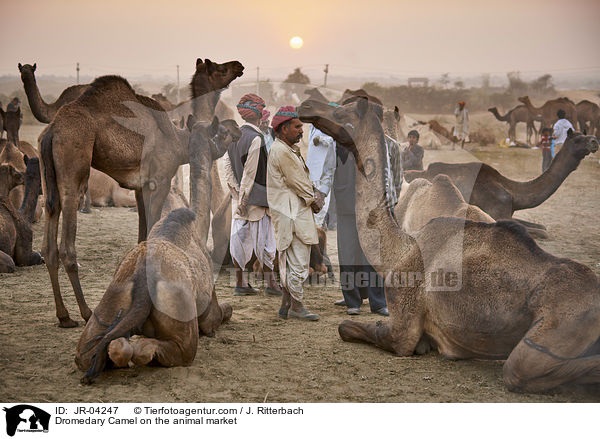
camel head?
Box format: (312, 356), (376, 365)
(562, 129), (599, 161)
(340, 89), (383, 106)
(189, 116), (240, 163)
(0, 163), (24, 197)
(191, 58), (244, 97)
(17, 63), (36, 79)
(382, 106), (401, 139)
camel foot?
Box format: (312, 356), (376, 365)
(338, 319), (362, 342)
(108, 338), (134, 367)
(58, 317), (79, 328)
(80, 375), (96, 385)
(78, 207), (92, 214)
(221, 303), (233, 324)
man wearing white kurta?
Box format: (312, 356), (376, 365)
(223, 93), (281, 296)
(267, 106), (324, 321)
(306, 125), (336, 227)
(552, 109), (574, 152)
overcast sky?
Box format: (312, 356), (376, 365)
(1, 0), (599, 81)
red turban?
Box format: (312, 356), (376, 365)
(237, 93), (266, 120)
(271, 106), (298, 131)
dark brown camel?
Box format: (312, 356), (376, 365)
(40, 58), (243, 328)
(0, 157), (43, 272)
(298, 97), (600, 393)
(403, 130), (598, 235)
(75, 117), (238, 384)
(518, 96), (578, 130)
(488, 105), (539, 144)
(576, 100), (600, 136)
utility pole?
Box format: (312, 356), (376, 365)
(176, 65), (180, 104)
(323, 64), (329, 88)
(76, 62), (80, 84)
(256, 66), (260, 94)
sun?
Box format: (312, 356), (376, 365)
(290, 36), (303, 49)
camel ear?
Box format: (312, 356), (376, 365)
(209, 116), (220, 136)
(33, 63), (36, 71)
(186, 114), (196, 132)
(394, 106), (400, 121)
(18, 63), (22, 72)
(196, 58), (203, 68)
(205, 59), (214, 74)
(567, 128), (574, 138)
(356, 97), (369, 118)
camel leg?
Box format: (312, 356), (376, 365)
(504, 321), (600, 393)
(0, 251), (16, 273)
(135, 189), (147, 243)
(79, 187), (91, 214)
(42, 204), (77, 327)
(59, 194), (92, 322)
(197, 289), (232, 337)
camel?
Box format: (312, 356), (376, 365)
(0, 163), (23, 198)
(298, 97), (600, 393)
(382, 106), (405, 142)
(75, 117), (238, 384)
(518, 96), (578, 130)
(488, 105), (539, 144)
(19, 63), (89, 124)
(0, 157), (43, 272)
(575, 100), (600, 136)
(403, 131), (598, 236)
(4, 101), (23, 145)
(40, 58), (243, 328)
(87, 169), (136, 208)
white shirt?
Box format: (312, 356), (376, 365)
(553, 118), (574, 145)
(306, 126), (336, 195)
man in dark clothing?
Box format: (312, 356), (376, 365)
(402, 129), (424, 171)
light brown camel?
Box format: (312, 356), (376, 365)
(518, 96), (578, 130)
(575, 100), (600, 136)
(18, 63), (89, 124)
(299, 97), (600, 393)
(75, 117), (238, 384)
(88, 169), (136, 208)
(402, 130), (598, 237)
(488, 105), (539, 144)
(0, 157), (43, 272)
(382, 106), (405, 142)
(40, 58), (243, 328)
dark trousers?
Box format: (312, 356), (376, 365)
(336, 213), (387, 311)
(542, 149), (552, 172)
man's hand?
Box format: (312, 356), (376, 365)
(311, 191), (325, 213)
(236, 197), (248, 217)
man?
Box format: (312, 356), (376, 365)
(453, 101), (469, 148)
(552, 109), (574, 153)
(306, 121), (336, 228)
(402, 129), (424, 171)
(223, 93), (281, 296)
(259, 109), (275, 152)
(267, 106), (324, 321)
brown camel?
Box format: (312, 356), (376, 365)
(75, 117), (238, 384)
(4, 100), (23, 145)
(87, 169), (136, 208)
(0, 163), (23, 198)
(0, 157), (43, 272)
(40, 58), (243, 328)
(518, 96), (578, 130)
(488, 105), (539, 144)
(382, 106), (405, 142)
(18, 63), (89, 124)
(402, 130), (598, 236)
(575, 100), (600, 136)
(299, 97), (600, 393)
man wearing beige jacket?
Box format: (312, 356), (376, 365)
(267, 106), (324, 321)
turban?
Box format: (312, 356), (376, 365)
(261, 109), (270, 122)
(458, 101), (466, 106)
(237, 93), (266, 120)
(271, 106), (298, 131)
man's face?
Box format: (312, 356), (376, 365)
(282, 119), (304, 145)
(408, 134), (418, 146)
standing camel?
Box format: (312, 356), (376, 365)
(575, 100), (600, 136)
(518, 96), (578, 130)
(40, 58), (243, 328)
(298, 97), (600, 393)
(488, 105), (539, 144)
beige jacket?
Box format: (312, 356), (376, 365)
(267, 138), (319, 251)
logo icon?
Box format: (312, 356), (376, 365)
(3, 405), (50, 436)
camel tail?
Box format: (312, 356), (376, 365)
(82, 263), (153, 384)
(40, 128), (59, 215)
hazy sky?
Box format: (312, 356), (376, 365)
(1, 0), (599, 81)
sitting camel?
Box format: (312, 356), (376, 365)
(39, 58), (243, 328)
(299, 97), (600, 393)
(75, 117), (238, 384)
(403, 130), (598, 237)
(88, 168), (136, 208)
(0, 157), (43, 272)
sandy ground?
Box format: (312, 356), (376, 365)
(1, 123), (599, 403)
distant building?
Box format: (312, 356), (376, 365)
(408, 77), (429, 88)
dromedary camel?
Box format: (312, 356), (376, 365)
(0, 163), (23, 198)
(87, 168), (136, 208)
(75, 117), (238, 384)
(518, 96), (578, 130)
(402, 130), (598, 236)
(488, 105), (539, 144)
(576, 100), (600, 136)
(0, 157), (43, 272)
(299, 97), (600, 393)
(40, 58), (243, 328)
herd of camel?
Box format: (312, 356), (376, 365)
(0, 57), (599, 394)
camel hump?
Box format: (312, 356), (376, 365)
(430, 174), (466, 203)
(151, 208), (196, 242)
(85, 75), (135, 96)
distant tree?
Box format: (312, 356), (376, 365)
(132, 83), (149, 96)
(507, 71), (527, 96)
(438, 73), (450, 89)
(284, 68), (310, 85)
(454, 80), (465, 89)
(530, 74), (554, 95)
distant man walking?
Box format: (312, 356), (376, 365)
(454, 101), (469, 148)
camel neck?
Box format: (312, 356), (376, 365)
(188, 131), (213, 244)
(192, 90), (221, 122)
(509, 145), (581, 210)
(21, 74), (51, 123)
(18, 165), (40, 224)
